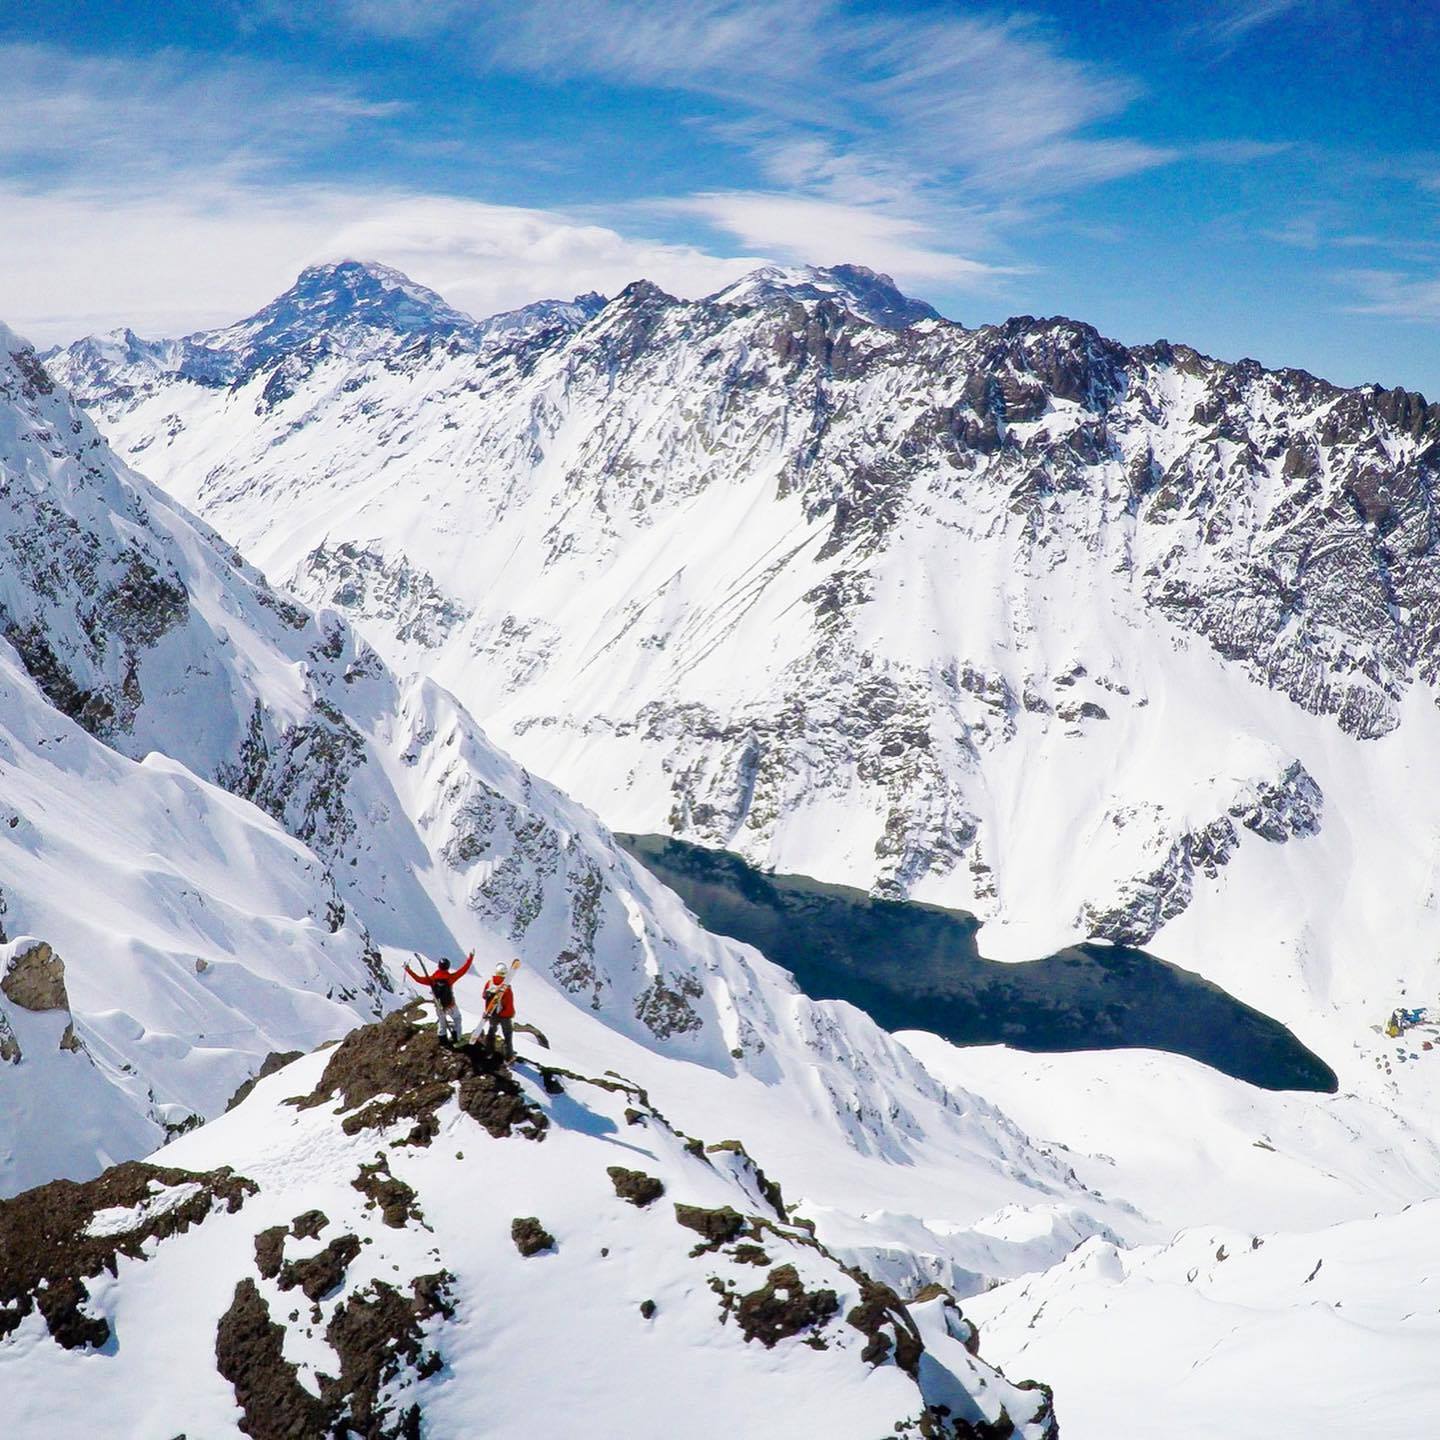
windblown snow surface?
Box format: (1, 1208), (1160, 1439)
(16, 261), (1440, 1434)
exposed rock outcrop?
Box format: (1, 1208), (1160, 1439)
(1, 940), (69, 1012)
(0, 1161), (254, 1349)
(1081, 761), (1325, 945)
(510, 1215), (555, 1256)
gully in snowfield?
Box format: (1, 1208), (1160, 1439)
(405, 952), (475, 1045)
(477, 961), (519, 1059)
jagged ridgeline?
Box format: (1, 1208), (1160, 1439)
(50, 258), (1440, 972)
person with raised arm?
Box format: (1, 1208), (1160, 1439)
(404, 951), (474, 1045)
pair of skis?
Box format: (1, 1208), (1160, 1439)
(483, 957), (522, 1017)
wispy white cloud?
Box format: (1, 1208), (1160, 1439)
(848, 12), (1172, 192)
(657, 191), (1018, 287)
(683, 124), (1027, 286)
(1262, 198), (1440, 262)
(1190, 0), (1362, 55)
(324, 196), (762, 313)
(1266, 214), (1328, 250)
(1338, 267), (1440, 322)
(473, 0), (833, 98)
(442, 2), (1173, 196)
(275, 0), (1176, 295)
(0, 42), (399, 185)
(1189, 139), (1295, 163)
(0, 38), (765, 344)
(317, 0), (474, 39)
(1206, 0), (1306, 42)
(0, 181), (762, 345)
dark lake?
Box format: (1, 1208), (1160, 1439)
(618, 833), (1337, 1094)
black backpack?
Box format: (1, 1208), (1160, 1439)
(431, 976), (455, 1007)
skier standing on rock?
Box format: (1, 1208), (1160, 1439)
(405, 952), (474, 1045)
(478, 962), (518, 1059)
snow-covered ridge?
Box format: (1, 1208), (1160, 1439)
(43, 259), (606, 407)
(0, 1012), (1060, 1439)
(705, 261), (943, 328)
(46, 259), (941, 411)
(472, 287), (608, 343)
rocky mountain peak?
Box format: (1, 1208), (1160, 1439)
(614, 278), (680, 309)
(972, 313), (1130, 412)
(0, 1007), (1061, 1438)
(707, 262), (942, 329)
(471, 289), (608, 344)
(197, 258), (477, 365)
(0, 323), (54, 391)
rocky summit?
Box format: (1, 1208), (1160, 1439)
(0, 1005), (1059, 1440)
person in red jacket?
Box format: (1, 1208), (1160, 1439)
(404, 952), (474, 1045)
(478, 963), (517, 1059)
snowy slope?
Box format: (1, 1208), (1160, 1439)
(0, 639), (388, 1194)
(50, 264), (1440, 1094)
(964, 1202), (1440, 1440)
(0, 1012), (1061, 1439)
(903, 1034), (1440, 1242)
(896, 1030), (1440, 1439)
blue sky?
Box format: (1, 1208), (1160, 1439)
(2, 0), (1438, 393)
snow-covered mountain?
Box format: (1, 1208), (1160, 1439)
(472, 288), (608, 344)
(47, 260), (606, 409)
(1, 316), (1161, 1346)
(30, 263), (1440, 1436)
(708, 262), (942, 328)
(196, 259), (478, 361)
(50, 262), (1440, 1075)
